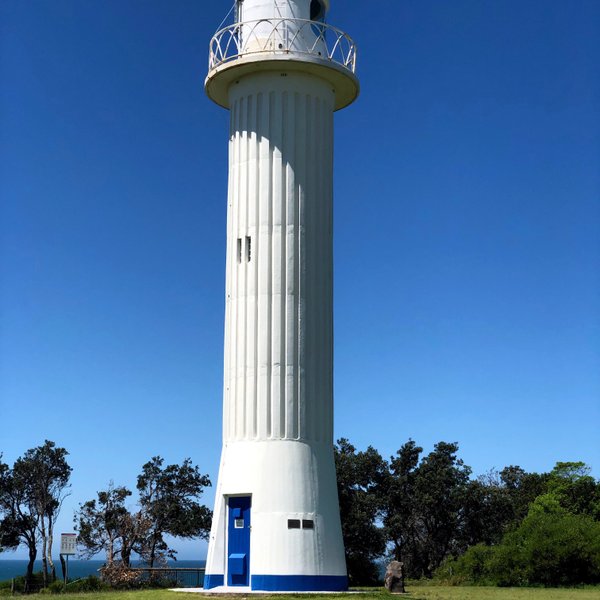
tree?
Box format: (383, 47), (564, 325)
(76, 484), (148, 567)
(77, 458), (212, 568)
(22, 441), (72, 584)
(546, 461), (600, 518)
(0, 453), (41, 592)
(334, 438), (387, 585)
(136, 457), (212, 567)
(380, 441), (472, 578)
(382, 439), (422, 568)
(456, 471), (514, 552)
(499, 465), (549, 523)
(491, 494), (600, 586)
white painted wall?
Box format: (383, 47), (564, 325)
(238, 0), (328, 57)
(205, 0), (355, 590)
(205, 70), (346, 585)
(223, 71), (335, 445)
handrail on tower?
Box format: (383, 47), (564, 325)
(208, 18), (357, 74)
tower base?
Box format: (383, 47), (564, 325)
(203, 440), (348, 592)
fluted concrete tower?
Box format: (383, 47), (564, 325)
(203, 0), (358, 592)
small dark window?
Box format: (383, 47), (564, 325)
(237, 238), (242, 263)
(302, 519), (314, 529)
(287, 519), (301, 529)
(246, 236), (251, 262)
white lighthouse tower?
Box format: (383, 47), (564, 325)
(203, 0), (358, 592)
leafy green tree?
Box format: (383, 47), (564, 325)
(334, 438), (387, 585)
(436, 493), (600, 587)
(456, 471), (514, 551)
(546, 461), (600, 518)
(492, 494), (600, 586)
(136, 457), (212, 567)
(411, 442), (471, 577)
(23, 441), (72, 583)
(381, 440), (480, 578)
(381, 439), (422, 567)
(499, 465), (549, 523)
(76, 484), (148, 567)
(0, 453), (41, 592)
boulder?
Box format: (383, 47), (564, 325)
(384, 560), (405, 594)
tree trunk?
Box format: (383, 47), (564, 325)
(41, 518), (48, 587)
(108, 540), (113, 565)
(47, 515), (56, 582)
(25, 545), (37, 593)
(60, 554), (67, 583)
(121, 546), (131, 568)
(149, 538), (156, 568)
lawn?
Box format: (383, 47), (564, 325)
(404, 585), (600, 600)
(9, 586), (598, 600)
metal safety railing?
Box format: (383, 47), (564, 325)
(208, 18), (357, 74)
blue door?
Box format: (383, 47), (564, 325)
(227, 496), (251, 586)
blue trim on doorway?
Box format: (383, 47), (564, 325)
(203, 574), (224, 589)
(251, 575), (348, 591)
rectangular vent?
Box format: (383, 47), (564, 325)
(246, 236), (251, 262)
(302, 519), (314, 529)
(287, 519), (301, 529)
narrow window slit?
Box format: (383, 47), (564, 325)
(237, 238), (242, 264)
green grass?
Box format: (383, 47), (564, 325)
(404, 585), (600, 600)
(2, 587), (600, 600)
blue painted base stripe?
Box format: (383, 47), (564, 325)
(251, 575), (348, 591)
(203, 574), (224, 589)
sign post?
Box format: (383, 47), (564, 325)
(60, 533), (77, 588)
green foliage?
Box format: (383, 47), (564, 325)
(435, 495), (600, 587)
(66, 575), (110, 593)
(136, 456), (212, 567)
(75, 483), (145, 566)
(493, 497), (600, 586)
(335, 438), (387, 585)
(76, 457), (212, 568)
(0, 571), (45, 593)
(381, 440), (475, 578)
(337, 436), (600, 587)
(547, 462), (600, 518)
(435, 543), (496, 586)
(0, 442), (72, 587)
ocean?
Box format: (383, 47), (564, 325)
(0, 560), (206, 583)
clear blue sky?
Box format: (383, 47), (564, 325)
(1, 1), (598, 560)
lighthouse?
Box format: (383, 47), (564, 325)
(203, 0), (358, 592)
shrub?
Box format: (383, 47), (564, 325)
(492, 499), (600, 586)
(435, 495), (600, 587)
(436, 544), (495, 585)
(46, 580), (66, 594)
(66, 575), (109, 593)
(99, 564), (143, 589)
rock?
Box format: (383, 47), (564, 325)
(384, 561), (406, 594)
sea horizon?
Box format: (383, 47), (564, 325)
(0, 559), (207, 583)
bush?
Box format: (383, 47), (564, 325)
(492, 499), (600, 586)
(66, 575), (109, 593)
(46, 580), (66, 594)
(1, 571), (45, 593)
(434, 496), (600, 587)
(99, 564), (143, 589)
(436, 544), (495, 585)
